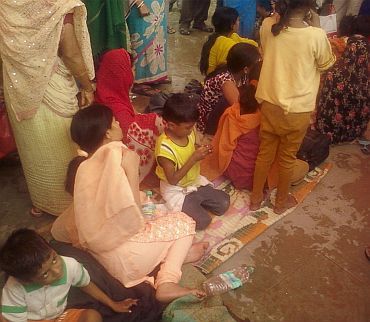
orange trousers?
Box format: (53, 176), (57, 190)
(251, 101), (311, 208)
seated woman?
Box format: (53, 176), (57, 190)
(199, 6), (258, 76)
(95, 49), (164, 181)
(197, 42), (260, 136)
(51, 104), (207, 303)
(201, 82), (309, 191)
(315, 15), (370, 144)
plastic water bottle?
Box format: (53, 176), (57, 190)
(142, 190), (156, 218)
(202, 265), (254, 296)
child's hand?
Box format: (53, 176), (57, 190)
(109, 298), (138, 313)
(190, 288), (207, 299)
(192, 145), (212, 162)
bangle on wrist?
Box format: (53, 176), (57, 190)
(137, 1), (144, 8)
(83, 88), (94, 93)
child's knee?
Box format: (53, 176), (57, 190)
(217, 193), (230, 214)
(195, 215), (212, 230)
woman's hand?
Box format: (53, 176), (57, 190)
(79, 89), (95, 108)
(109, 298), (139, 313)
(138, 3), (150, 17)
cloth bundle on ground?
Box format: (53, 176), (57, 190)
(296, 128), (330, 171)
(50, 240), (163, 322)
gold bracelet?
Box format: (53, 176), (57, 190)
(137, 1), (144, 8)
(83, 88), (94, 93)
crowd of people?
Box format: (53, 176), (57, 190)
(0, 0), (369, 321)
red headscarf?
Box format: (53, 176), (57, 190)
(96, 49), (135, 135)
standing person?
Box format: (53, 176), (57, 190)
(0, 0), (95, 216)
(83, 0), (128, 58)
(0, 229), (137, 322)
(96, 49), (164, 181)
(333, 0), (363, 25)
(179, 0), (214, 35)
(155, 94), (230, 230)
(250, 0), (335, 214)
(223, 0), (257, 38)
(126, 0), (169, 95)
(315, 15), (370, 144)
(52, 104), (208, 303)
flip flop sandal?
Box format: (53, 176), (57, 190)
(132, 84), (161, 97)
(30, 206), (44, 218)
(167, 26), (176, 34)
(193, 24), (214, 33)
(179, 27), (190, 35)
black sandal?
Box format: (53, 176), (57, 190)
(179, 27), (190, 35)
(193, 24), (214, 33)
(131, 84), (161, 97)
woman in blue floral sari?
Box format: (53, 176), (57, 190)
(126, 0), (169, 94)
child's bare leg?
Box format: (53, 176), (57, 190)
(184, 242), (209, 263)
(78, 309), (102, 322)
(156, 282), (205, 303)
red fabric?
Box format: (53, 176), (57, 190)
(95, 49), (164, 180)
(224, 127), (260, 190)
(96, 49), (159, 137)
(63, 13), (74, 25)
(0, 104), (17, 159)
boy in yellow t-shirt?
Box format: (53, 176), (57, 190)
(155, 93), (230, 230)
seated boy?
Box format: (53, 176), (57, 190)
(155, 93), (230, 230)
(0, 229), (137, 322)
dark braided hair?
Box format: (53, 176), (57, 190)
(199, 7), (239, 75)
(271, 0), (316, 36)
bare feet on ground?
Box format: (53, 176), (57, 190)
(274, 194), (297, 214)
(184, 242), (209, 263)
(156, 282), (206, 303)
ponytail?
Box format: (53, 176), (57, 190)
(199, 33), (221, 75)
(65, 156), (87, 195)
(271, 0), (316, 36)
(271, 0), (289, 36)
(239, 83), (259, 114)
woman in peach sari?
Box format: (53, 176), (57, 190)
(51, 104), (207, 303)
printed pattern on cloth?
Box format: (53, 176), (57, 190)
(315, 36), (369, 144)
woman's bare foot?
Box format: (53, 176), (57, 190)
(184, 242), (209, 263)
(274, 194), (297, 215)
(156, 282), (206, 303)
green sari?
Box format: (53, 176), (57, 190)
(83, 0), (127, 57)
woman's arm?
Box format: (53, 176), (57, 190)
(59, 20), (94, 107)
(222, 80), (240, 106)
(121, 149), (141, 207)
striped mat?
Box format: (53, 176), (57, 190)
(194, 163), (332, 274)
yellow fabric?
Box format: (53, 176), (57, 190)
(256, 17), (336, 113)
(201, 103), (261, 180)
(207, 33), (258, 75)
(155, 131), (199, 187)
